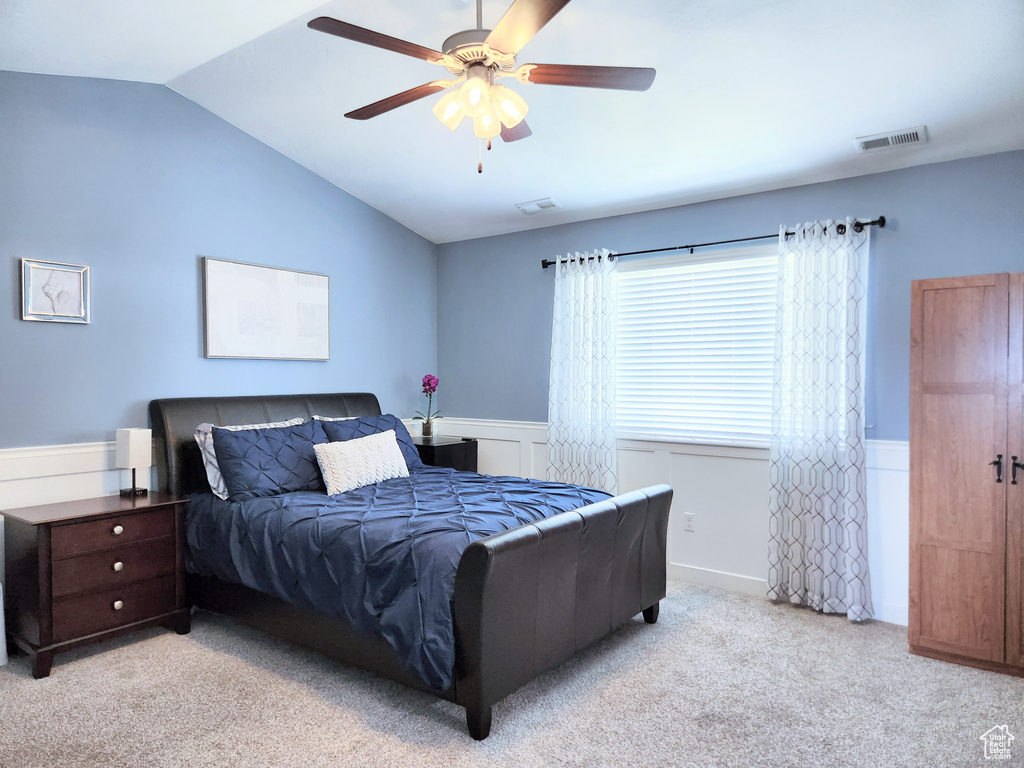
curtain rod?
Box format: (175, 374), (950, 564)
(540, 216), (886, 270)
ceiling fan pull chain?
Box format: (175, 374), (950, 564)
(478, 138), (484, 174)
(487, 138), (492, 151)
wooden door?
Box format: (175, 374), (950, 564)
(909, 274), (1008, 663)
(1006, 274), (1024, 666)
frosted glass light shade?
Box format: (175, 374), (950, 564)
(459, 76), (491, 118)
(432, 90), (465, 131)
(491, 84), (529, 128)
(473, 108), (502, 139)
(116, 428), (152, 469)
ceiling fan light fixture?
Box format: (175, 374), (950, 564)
(473, 108), (502, 139)
(433, 90), (465, 131)
(309, 1), (657, 150)
(490, 84), (529, 128)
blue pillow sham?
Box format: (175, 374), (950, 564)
(319, 413), (425, 471)
(213, 419), (328, 501)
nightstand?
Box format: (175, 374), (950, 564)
(412, 436), (479, 472)
(3, 493), (190, 678)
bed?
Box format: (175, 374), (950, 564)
(149, 392), (672, 739)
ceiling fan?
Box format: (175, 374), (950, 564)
(308, 0), (656, 169)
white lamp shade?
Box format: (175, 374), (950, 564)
(116, 428), (152, 469)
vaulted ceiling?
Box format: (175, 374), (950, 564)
(3, 0), (1023, 243)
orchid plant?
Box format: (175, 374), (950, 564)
(414, 374), (441, 435)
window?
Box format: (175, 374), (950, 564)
(615, 244), (778, 445)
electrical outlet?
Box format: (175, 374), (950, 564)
(684, 514), (695, 533)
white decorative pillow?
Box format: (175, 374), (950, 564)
(314, 429), (410, 496)
(194, 417), (305, 500)
(313, 415), (357, 422)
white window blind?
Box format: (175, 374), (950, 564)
(616, 245), (778, 445)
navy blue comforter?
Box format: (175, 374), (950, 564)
(186, 466), (610, 691)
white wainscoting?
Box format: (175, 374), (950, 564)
(435, 419), (910, 626)
(0, 424), (910, 626)
(0, 442), (148, 587)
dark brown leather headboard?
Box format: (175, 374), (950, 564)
(149, 393), (382, 496)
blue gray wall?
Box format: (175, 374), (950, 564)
(0, 71), (437, 449)
(437, 151), (1024, 441)
(4, 67), (1021, 448)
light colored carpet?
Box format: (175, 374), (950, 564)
(1, 580), (1020, 767)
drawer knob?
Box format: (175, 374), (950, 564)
(112, 600), (124, 611)
(111, 525), (124, 536)
(112, 561), (124, 572)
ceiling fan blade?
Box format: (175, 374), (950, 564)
(345, 82), (451, 121)
(500, 120), (533, 142)
(520, 63), (656, 91)
(308, 17), (450, 65)
(485, 0), (572, 55)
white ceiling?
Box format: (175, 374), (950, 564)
(3, 0), (1024, 243)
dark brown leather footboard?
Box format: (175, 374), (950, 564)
(453, 484), (672, 738)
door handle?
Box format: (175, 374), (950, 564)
(1013, 456), (1023, 485)
(991, 454), (1003, 483)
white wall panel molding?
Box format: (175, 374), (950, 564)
(434, 418), (548, 480)
(438, 419), (910, 626)
(619, 438), (769, 461)
(0, 441), (114, 481)
(866, 439), (910, 472)
(0, 441), (130, 508)
(0, 441), (129, 589)
(0, 426), (910, 626)
(864, 439), (910, 627)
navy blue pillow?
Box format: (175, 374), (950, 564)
(319, 414), (425, 471)
(213, 420), (327, 501)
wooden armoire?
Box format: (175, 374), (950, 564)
(910, 273), (1024, 675)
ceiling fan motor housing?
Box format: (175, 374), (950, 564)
(442, 29), (517, 75)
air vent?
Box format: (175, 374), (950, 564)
(515, 198), (560, 215)
(855, 126), (927, 153)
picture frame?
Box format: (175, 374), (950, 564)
(203, 256), (330, 361)
(21, 259), (91, 324)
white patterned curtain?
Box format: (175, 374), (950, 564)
(547, 249), (618, 493)
(767, 219), (873, 621)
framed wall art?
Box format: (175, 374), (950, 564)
(21, 259), (91, 324)
(203, 257), (330, 360)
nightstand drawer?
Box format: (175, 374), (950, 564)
(52, 574), (176, 643)
(52, 536), (176, 598)
(51, 508), (175, 559)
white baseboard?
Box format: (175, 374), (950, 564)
(668, 563), (768, 596)
(668, 564), (909, 626)
(872, 602), (909, 627)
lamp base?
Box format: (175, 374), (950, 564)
(120, 487), (148, 498)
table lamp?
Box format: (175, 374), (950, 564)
(116, 428), (151, 498)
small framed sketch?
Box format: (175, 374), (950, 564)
(21, 259), (91, 324)
(203, 257), (329, 360)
